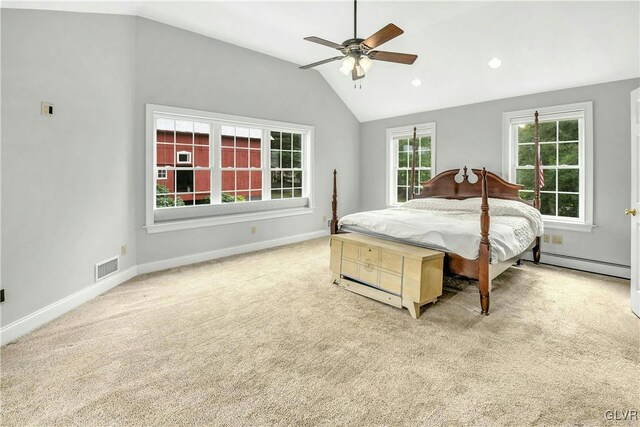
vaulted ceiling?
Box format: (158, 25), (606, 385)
(4, 1), (639, 122)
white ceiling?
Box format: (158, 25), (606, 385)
(4, 1), (639, 122)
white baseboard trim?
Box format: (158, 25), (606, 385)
(0, 266), (138, 346)
(138, 229), (329, 275)
(522, 252), (630, 279)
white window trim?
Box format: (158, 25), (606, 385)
(176, 151), (192, 164)
(385, 122), (437, 207)
(501, 101), (594, 232)
(145, 104), (315, 233)
(157, 169), (167, 180)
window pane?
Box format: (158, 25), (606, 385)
(282, 189), (293, 199)
(540, 168), (556, 192)
(540, 143), (557, 166)
(398, 152), (408, 168)
(292, 133), (302, 151)
(270, 132), (281, 150)
(282, 133), (292, 150)
(518, 145), (534, 166)
(397, 187), (407, 203)
(194, 123), (210, 145)
(558, 142), (579, 165)
(157, 118), (175, 143)
(294, 171), (302, 187)
(397, 170), (407, 186)
(559, 120), (579, 141)
(397, 139), (409, 152)
(518, 123), (534, 143)
(516, 169), (534, 191)
(281, 151), (292, 168)
(419, 151), (431, 168)
(221, 134), (234, 147)
(250, 190), (262, 202)
(283, 171), (294, 188)
(271, 171), (282, 189)
(195, 193), (210, 205)
(419, 136), (431, 149)
(221, 148), (234, 168)
(558, 193), (579, 218)
(270, 150), (280, 168)
(292, 152), (302, 168)
(156, 144), (174, 167)
(176, 170), (194, 193)
(156, 193), (176, 208)
(194, 145), (209, 168)
(519, 190), (534, 202)
(271, 190), (281, 199)
(250, 149), (261, 168)
(251, 171), (262, 191)
(294, 189), (302, 198)
(540, 192), (556, 216)
(194, 170), (210, 192)
(221, 192), (235, 203)
(236, 171), (249, 191)
(419, 170), (431, 183)
(222, 171), (235, 192)
(236, 148), (249, 168)
(539, 121), (557, 142)
(558, 169), (579, 192)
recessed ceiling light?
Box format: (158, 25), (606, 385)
(411, 78), (422, 87)
(488, 57), (502, 69)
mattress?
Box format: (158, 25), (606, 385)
(338, 197), (543, 263)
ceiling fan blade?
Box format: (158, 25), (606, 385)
(303, 36), (345, 50)
(361, 24), (404, 50)
(369, 51), (417, 65)
(299, 56), (345, 69)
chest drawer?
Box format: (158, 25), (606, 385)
(358, 246), (380, 266)
(343, 242), (359, 260)
(380, 251), (402, 273)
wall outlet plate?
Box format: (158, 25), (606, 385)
(41, 102), (54, 116)
(543, 234), (550, 243)
(551, 235), (563, 244)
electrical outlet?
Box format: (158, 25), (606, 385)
(41, 102), (54, 116)
(543, 234), (550, 243)
(121, 245), (127, 256)
(251, 226), (256, 235)
(552, 235), (563, 244)
(0, 289), (5, 303)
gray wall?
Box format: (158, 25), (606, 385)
(133, 18), (360, 264)
(1, 10), (360, 326)
(360, 78), (640, 266)
(1, 10), (138, 326)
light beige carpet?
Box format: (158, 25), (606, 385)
(1, 238), (638, 426)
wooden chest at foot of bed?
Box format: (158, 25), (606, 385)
(329, 234), (445, 319)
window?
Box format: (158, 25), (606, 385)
(502, 102), (593, 231)
(386, 123), (436, 206)
(146, 105), (313, 232)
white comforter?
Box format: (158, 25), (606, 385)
(338, 198), (543, 263)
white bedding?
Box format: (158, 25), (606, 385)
(338, 197), (543, 263)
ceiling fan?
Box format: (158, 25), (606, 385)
(299, 0), (418, 81)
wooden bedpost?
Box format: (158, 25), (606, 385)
(533, 111), (541, 264)
(330, 169), (338, 235)
(478, 168), (491, 315)
(409, 126), (417, 200)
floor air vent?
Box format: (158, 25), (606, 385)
(95, 256), (119, 281)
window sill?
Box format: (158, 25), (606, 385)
(543, 220), (596, 233)
(145, 207), (314, 234)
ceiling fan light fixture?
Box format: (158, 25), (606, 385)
(411, 78), (422, 87)
(359, 55), (373, 73)
(488, 57), (502, 69)
(339, 56), (356, 75)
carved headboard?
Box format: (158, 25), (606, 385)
(415, 167), (527, 202)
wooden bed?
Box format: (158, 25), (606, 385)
(330, 115), (543, 315)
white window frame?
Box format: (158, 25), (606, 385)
(176, 151), (192, 164)
(502, 102), (594, 232)
(145, 104), (314, 234)
(157, 169), (167, 180)
(385, 122), (437, 207)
